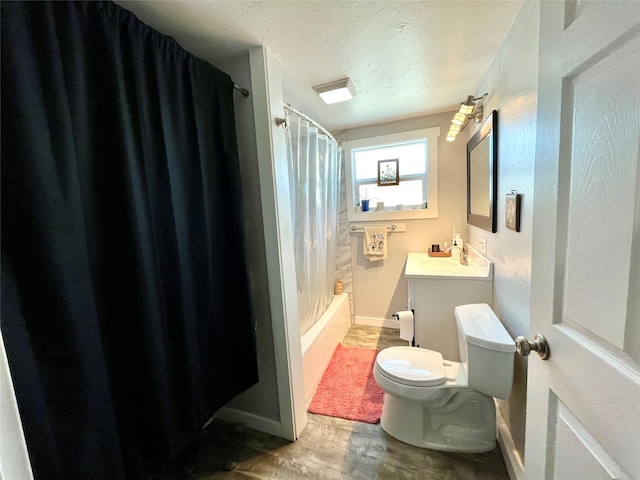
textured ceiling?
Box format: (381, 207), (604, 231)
(116, 1), (523, 130)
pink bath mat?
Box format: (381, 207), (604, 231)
(308, 344), (384, 424)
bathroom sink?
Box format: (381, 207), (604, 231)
(404, 251), (493, 280)
(403, 245), (494, 361)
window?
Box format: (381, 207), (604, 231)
(344, 127), (440, 222)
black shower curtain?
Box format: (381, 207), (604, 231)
(1, 2), (258, 478)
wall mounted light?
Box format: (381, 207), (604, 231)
(313, 78), (357, 104)
(445, 124), (462, 141)
(452, 113), (467, 125)
(446, 93), (488, 141)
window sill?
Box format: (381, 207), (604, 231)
(347, 207), (438, 222)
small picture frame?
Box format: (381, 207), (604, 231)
(377, 159), (399, 186)
(506, 192), (521, 232)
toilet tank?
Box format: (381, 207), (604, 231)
(455, 303), (515, 399)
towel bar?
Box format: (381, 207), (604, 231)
(350, 224), (396, 232)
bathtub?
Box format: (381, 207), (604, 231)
(300, 292), (351, 407)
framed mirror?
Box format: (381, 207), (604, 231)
(467, 110), (497, 232)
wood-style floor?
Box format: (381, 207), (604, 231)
(173, 325), (509, 479)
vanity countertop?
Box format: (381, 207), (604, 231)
(405, 250), (493, 280)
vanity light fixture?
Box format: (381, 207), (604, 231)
(313, 78), (357, 104)
(452, 113), (468, 126)
(458, 97), (476, 115)
(446, 93), (488, 141)
(446, 124), (462, 142)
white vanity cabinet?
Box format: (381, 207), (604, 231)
(405, 249), (493, 362)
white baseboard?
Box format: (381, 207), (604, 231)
(214, 407), (285, 439)
(355, 316), (399, 329)
(495, 400), (524, 480)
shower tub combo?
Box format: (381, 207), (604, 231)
(300, 292), (350, 407)
(284, 104), (349, 408)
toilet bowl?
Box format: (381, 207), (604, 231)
(373, 303), (514, 453)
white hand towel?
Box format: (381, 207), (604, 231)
(363, 227), (387, 261)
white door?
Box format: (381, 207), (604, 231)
(525, 1), (640, 479)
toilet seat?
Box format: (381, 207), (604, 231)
(376, 346), (446, 387)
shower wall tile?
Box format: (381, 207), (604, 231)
(335, 266), (352, 291)
(338, 218), (350, 246)
(335, 154), (355, 321)
(348, 291), (354, 322)
(338, 170), (350, 246)
(336, 245), (352, 271)
(335, 266), (354, 322)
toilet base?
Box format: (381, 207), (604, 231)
(379, 389), (497, 453)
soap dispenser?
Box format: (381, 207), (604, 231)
(453, 232), (463, 250)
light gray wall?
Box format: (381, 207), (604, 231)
(342, 111), (468, 321)
(217, 54), (280, 422)
(466, 0), (540, 463)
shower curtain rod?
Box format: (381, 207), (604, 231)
(284, 104), (338, 145)
(233, 83), (250, 97)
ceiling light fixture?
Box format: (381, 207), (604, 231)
(313, 78), (357, 104)
(446, 93), (488, 141)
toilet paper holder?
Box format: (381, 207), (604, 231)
(393, 310), (416, 346)
(392, 309), (414, 321)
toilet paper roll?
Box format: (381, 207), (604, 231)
(395, 310), (414, 342)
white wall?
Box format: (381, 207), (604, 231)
(342, 111), (468, 323)
(466, 0), (540, 465)
(216, 54), (281, 425)
(0, 331), (33, 480)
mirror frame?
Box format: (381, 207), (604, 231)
(467, 109), (498, 232)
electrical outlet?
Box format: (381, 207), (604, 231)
(480, 238), (487, 255)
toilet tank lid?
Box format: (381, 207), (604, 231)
(454, 304), (515, 353)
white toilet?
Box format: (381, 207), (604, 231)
(373, 303), (514, 453)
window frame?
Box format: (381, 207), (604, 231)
(344, 127), (440, 222)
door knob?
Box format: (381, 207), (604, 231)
(515, 334), (550, 360)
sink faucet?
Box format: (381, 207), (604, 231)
(460, 247), (469, 266)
